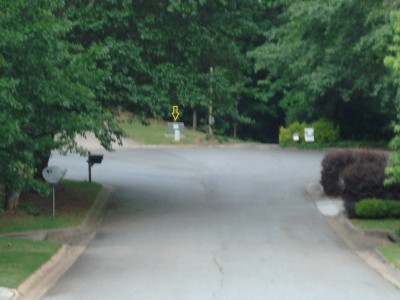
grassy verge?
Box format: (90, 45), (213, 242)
(351, 219), (400, 270)
(351, 219), (400, 232)
(118, 117), (206, 145)
(279, 140), (388, 150)
(0, 180), (102, 234)
(0, 237), (61, 288)
(379, 243), (400, 269)
(0, 179), (101, 288)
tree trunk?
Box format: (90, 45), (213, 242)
(193, 110), (197, 131)
(5, 190), (20, 211)
(233, 123), (237, 138)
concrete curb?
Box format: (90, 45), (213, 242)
(306, 182), (400, 290)
(340, 215), (392, 240)
(0, 185), (114, 300)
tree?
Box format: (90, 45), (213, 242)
(66, 0), (267, 136)
(0, 0), (122, 210)
(250, 0), (399, 141)
(385, 10), (400, 185)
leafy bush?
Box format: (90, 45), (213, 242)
(311, 118), (339, 143)
(355, 199), (400, 219)
(355, 199), (388, 219)
(279, 121), (307, 143)
(385, 200), (400, 219)
(321, 150), (387, 197)
(279, 119), (338, 144)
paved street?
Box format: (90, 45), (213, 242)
(44, 146), (400, 299)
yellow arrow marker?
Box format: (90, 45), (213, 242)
(172, 105), (179, 121)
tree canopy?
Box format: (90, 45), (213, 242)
(3, 0), (400, 207)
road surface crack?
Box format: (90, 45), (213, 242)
(213, 254), (224, 276)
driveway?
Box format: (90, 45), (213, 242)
(44, 145), (400, 299)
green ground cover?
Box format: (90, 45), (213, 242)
(351, 219), (400, 232)
(0, 180), (101, 234)
(118, 118), (206, 145)
(0, 180), (101, 288)
(379, 244), (400, 269)
(352, 219), (400, 270)
(280, 140), (388, 150)
(0, 237), (61, 288)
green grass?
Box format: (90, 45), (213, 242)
(351, 219), (400, 231)
(0, 237), (61, 288)
(379, 243), (400, 269)
(0, 180), (102, 234)
(279, 140), (388, 150)
(119, 118), (206, 145)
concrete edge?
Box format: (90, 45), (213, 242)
(11, 185), (114, 300)
(340, 214), (392, 239)
(306, 181), (400, 290)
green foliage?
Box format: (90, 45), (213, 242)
(385, 11), (400, 186)
(355, 198), (400, 219)
(311, 119), (339, 143)
(279, 119), (338, 144)
(279, 121), (306, 143)
(355, 199), (388, 219)
(250, 0), (399, 141)
(66, 0), (266, 136)
(0, 237), (61, 288)
(0, 0), (123, 205)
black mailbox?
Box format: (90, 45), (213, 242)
(88, 154), (103, 165)
(87, 153), (103, 182)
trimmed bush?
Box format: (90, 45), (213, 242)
(321, 150), (388, 197)
(355, 199), (400, 219)
(341, 161), (387, 218)
(355, 199), (388, 219)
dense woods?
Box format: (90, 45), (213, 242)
(2, 0), (400, 208)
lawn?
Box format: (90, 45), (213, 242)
(118, 117), (206, 145)
(379, 243), (400, 269)
(0, 180), (101, 289)
(351, 219), (400, 271)
(0, 180), (102, 234)
(117, 114), (245, 145)
(0, 237), (61, 288)
(351, 219), (400, 232)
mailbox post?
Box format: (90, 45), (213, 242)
(87, 152), (103, 182)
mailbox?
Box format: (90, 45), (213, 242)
(87, 152), (103, 182)
(88, 154), (103, 165)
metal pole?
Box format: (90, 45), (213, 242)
(89, 162), (92, 183)
(52, 186), (55, 218)
(88, 151), (92, 183)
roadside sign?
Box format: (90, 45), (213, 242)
(305, 128), (315, 142)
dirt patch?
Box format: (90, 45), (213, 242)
(0, 181), (100, 230)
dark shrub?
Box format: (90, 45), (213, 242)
(385, 200), (400, 219)
(341, 160), (387, 217)
(355, 199), (387, 219)
(321, 150), (387, 197)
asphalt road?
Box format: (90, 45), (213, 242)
(44, 145), (400, 299)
